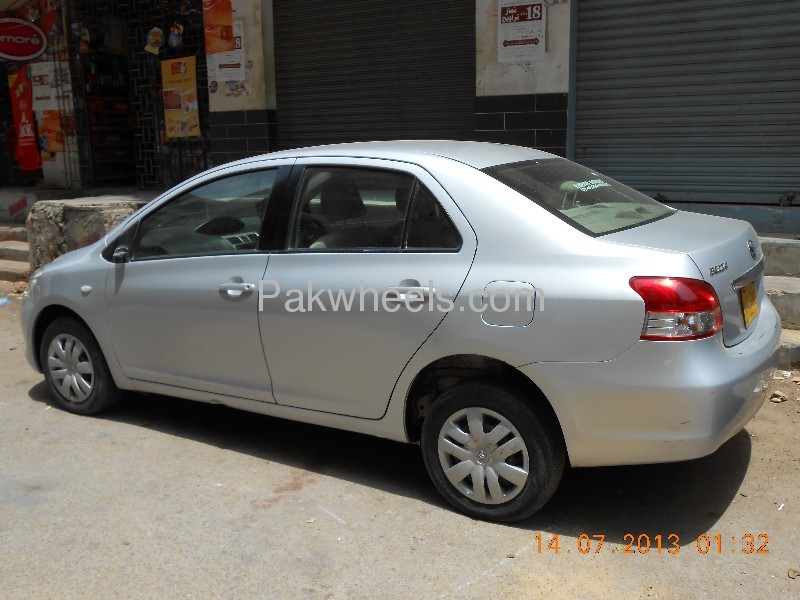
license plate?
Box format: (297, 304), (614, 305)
(740, 281), (758, 329)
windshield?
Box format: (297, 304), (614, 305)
(483, 159), (674, 235)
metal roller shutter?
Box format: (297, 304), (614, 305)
(574, 0), (800, 204)
(273, 0), (475, 150)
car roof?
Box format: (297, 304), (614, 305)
(253, 140), (557, 170)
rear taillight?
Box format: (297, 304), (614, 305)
(629, 277), (722, 341)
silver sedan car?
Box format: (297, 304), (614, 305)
(22, 141), (780, 522)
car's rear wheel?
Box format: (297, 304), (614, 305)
(421, 380), (565, 522)
(40, 317), (121, 415)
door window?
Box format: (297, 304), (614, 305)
(133, 169), (278, 259)
(289, 167), (414, 251)
(288, 166), (462, 252)
(403, 183), (462, 251)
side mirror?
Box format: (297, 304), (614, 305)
(111, 245), (129, 263)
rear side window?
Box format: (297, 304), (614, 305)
(290, 167), (413, 251)
(286, 166), (462, 252)
(403, 183), (462, 251)
(484, 158), (673, 236)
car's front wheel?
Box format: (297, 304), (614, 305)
(40, 317), (121, 415)
(421, 380), (565, 522)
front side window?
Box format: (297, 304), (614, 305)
(133, 169), (278, 259)
(484, 159), (674, 236)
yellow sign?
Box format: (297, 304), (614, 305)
(740, 281), (758, 329)
(161, 56), (200, 138)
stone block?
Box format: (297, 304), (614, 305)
(27, 197), (149, 272)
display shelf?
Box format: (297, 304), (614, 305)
(83, 53), (135, 184)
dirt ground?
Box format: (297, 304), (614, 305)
(0, 290), (798, 599)
(0, 280), (27, 296)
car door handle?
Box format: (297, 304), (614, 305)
(385, 285), (434, 302)
(219, 282), (256, 297)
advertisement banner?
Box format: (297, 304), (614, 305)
(7, 67), (42, 171)
(207, 0), (268, 112)
(161, 56), (201, 138)
(203, 0), (235, 54)
(40, 110), (65, 155)
(30, 60), (72, 112)
(207, 19), (245, 83)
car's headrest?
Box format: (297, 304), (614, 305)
(320, 174), (366, 221)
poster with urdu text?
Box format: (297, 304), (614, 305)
(498, 1), (546, 62)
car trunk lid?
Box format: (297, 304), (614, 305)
(603, 210), (764, 346)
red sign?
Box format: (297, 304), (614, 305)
(503, 39), (540, 47)
(0, 18), (48, 62)
(170, 60), (187, 75)
(7, 68), (42, 171)
(500, 4), (543, 23)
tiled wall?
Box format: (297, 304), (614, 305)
(474, 93), (568, 157)
(125, 4), (211, 189)
(207, 109), (278, 167)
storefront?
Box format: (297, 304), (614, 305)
(1, 1), (571, 196)
(2, 1), (795, 208)
(1, 0), (77, 188)
(67, 0), (213, 189)
(1, 0), (231, 190)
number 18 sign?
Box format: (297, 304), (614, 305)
(498, 1), (546, 62)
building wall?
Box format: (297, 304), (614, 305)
(184, 1), (575, 165)
(206, 0), (278, 166)
(476, 0), (570, 96)
(474, 0), (571, 156)
(207, 108), (277, 166)
(207, 0), (268, 113)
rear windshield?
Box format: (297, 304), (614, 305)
(483, 159), (674, 235)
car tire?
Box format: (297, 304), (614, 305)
(421, 379), (565, 522)
(40, 317), (121, 415)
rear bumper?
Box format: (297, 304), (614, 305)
(522, 295), (781, 467)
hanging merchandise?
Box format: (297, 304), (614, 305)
(69, 21), (92, 55)
(8, 67), (43, 171)
(176, 1), (203, 30)
(145, 27), (164, 55)
(168, 22), (184, 48)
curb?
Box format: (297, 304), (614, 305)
(765, 276), (800, 331)
(778, 329), (800, 368)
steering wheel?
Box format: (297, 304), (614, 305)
(298, 213), (326, 247)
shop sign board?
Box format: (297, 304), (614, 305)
(0, 18), (48, 62)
